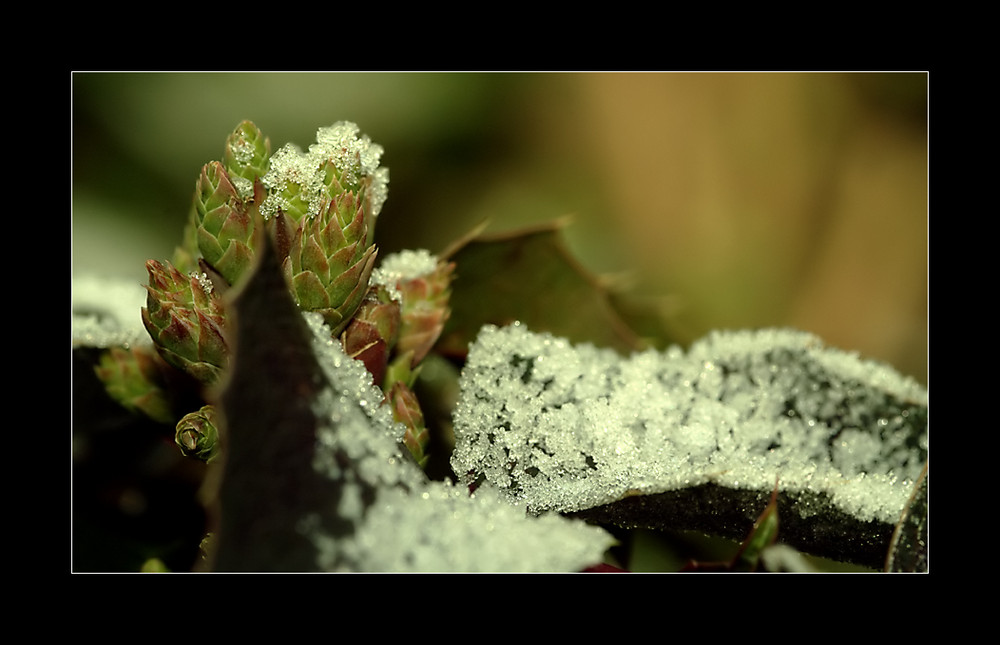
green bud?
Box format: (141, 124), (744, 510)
(283, 196), (377, 336)
(389, 381), (429, 468)
(254, 123), (388, 337)
(395, 259), (454, 367)
(259, 121), (388, 239)
(93, 345), (175, 424)
(175, 404), (221, 463)
(223, 120), (271, 195)
(141, 260), (228, 385)
(192, 161), (258, 287)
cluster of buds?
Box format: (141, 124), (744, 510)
(95, 120), (451, 469)
(342, 249), (455, 465)
(264, 122), (387, 336)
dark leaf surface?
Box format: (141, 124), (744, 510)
(885, 463), (928, 572)
(439, 221), (644, 356)
(570, 484), (894, 570)
(204, 229), (339, 572)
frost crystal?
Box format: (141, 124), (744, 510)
(451, 324), (928, 525)
(227, 137), (257, 166)
(374, 248), (439, 282)
(259, 122), (389, 221)
(301, 313), (615, 572)
(229, 175), (254, 201)
(371, 248), (439, 302)
(190, 271), (214, 295)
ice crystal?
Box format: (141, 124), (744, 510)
(229, 175), (254, 201)
(227, 136), (257, 166)
(190, 271), (214, 295)
(301, 313), (615, 572)
(371, 248), (439, 303)
(374, 248), (439, 282)
(259, 122), (389, 221)
(451, 323), (928, 525)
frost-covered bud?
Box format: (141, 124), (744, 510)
(258, 123), (388, 337)
(260, 121), (388, 241)
(341, 285), (401, 387)
(93, 345), (175, 424)
(282, 196), (378, 337)
(223, 120), (271, 197)
(192, 161), (259, 288)
(389, 381), (429, 468)
(141, 260), (228, 385)
(394, 256), (454, 367)
(175, 404), (221, 463)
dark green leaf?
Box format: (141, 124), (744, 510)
(439, 221), (645, 356)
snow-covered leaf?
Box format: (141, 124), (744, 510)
(451, 323), (928, 568)
(206, 233), (615, 572)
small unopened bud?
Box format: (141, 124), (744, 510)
(175, 405), (221, 463)
(389, 382), (429, 468)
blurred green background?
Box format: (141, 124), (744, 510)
(72, 71), (927, 382)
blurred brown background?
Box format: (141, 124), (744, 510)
(73, 72), (927, 382)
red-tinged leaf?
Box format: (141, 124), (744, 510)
(343, 318), (388, 386)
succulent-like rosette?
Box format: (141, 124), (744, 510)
(254, 122), (388, 337)
(282, 193), (378, 336)
(341, 285), (401, 387)
(93, 345), (176, 424)
(141, 260), (228, 385)
(175, 404), (221, 463)
(191, 161), (258, 288)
